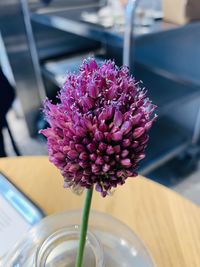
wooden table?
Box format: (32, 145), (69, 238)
(0, 156), (200, 267)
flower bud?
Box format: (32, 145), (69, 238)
(95, 156), (104, 165)
(107, 85), (116, 100)
(121, 121), (132, 135)
(121, 150), (129, 158)
(114, 145), (121, 153)
(113, 110), (123, 127)
(133, 127), (145, 139)
(98, 142), (107, 151)
(76, 126), (86, 137)
(111, 131), (123, 141)
(90, 153), (97, 161)
(104, 156), (110, 163)
(79, 152), (88, 160)
(75, 144), (85, 152)
(132, 113), (142, 125)
(92, 164), (101, 173)
(103, 164), (110, 172)
(69, 164), (80, 172)
(67, 150), (79, 159)
(106, 145), (115, 155)
(94, 131), (104, 141)
(115, 155), (120, 161)
(83, 96), (94, 110)
(83, 138), (90, 145)
(122, 139), (131, 148)
(89, 84), (99, 99)
(87, 143), (96, 153)
(79, 161), (89, 168)
(63, 145), (70, 153)
(54, 152), (64, 160)
(121, 159), (132, 168)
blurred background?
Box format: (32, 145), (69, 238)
(0, 0), (200, 204)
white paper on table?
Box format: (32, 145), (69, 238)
(0, 194), (30, 258)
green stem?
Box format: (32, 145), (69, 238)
(75, 187), (94, 267)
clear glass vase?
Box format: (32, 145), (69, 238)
(2, 210), (155, 267)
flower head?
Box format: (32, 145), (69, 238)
(40, 58), (156, 197)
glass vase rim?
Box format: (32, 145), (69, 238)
(34, 225), (105, 267)
(37, 209), (155, 265)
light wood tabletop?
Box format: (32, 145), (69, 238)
(0, 156), (200, 267)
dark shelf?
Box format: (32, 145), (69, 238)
(134, 63), (200, 115)
(140, 117), (190, 174)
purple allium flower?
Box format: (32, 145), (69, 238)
(40, 58), (157, 197)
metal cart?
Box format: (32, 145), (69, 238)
(123, 0), (200, 175)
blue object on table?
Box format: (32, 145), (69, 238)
(0, 172), (44, 225)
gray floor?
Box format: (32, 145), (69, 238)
(3, 109), (200, 206)
(4, 109), (47, 156)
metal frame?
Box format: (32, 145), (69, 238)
(21, 0), (46, 102)
(123, 0), (138, 68)
(0, 0), (45, 135)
